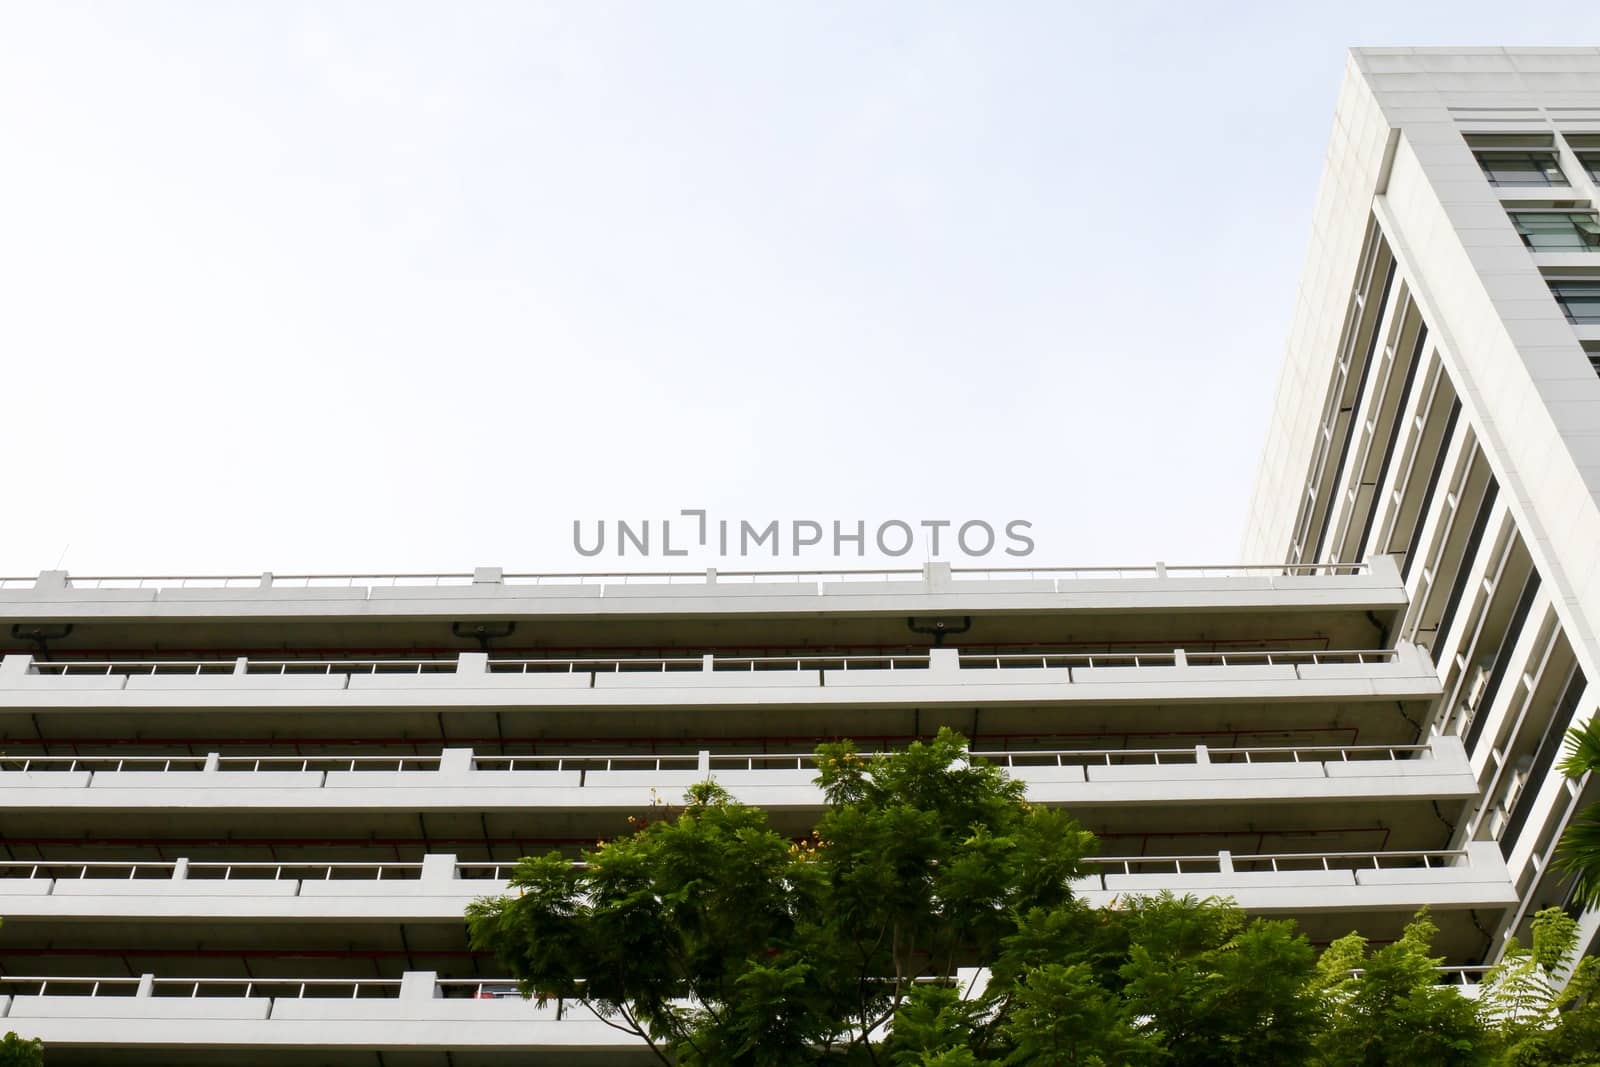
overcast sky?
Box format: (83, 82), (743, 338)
(3, 3), (1598, 576)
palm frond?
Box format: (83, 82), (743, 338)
(1554, 804), (1600, 911)
(1558, 717), (1600, 779)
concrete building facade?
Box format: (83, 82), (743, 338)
(0, 46), (1596, 1063)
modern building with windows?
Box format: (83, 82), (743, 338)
(1244, 44), (1600, 967)
(0, 44), (1598, 1064)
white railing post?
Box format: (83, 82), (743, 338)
(136, 973), (155, 998)
(232, 657), (248, 676)
(1195, 745), (1210, 766)
(1218, 850), (1234, 875)
(35, 570), (69, 592)
(0, 655), (32, 680)
(1173, 648), (1188, 668)
(203, 753), (220, 773)
(172, 858), (190, 881)
(258, 572), (274, 589)
(702, 654), (715, 672)
(925, 561), (953, 592)
(456, 652), (489, 676)
(472, 567), (504, 586)
(928, 648), (961, 674)
(1155, 561), (1168, 579)
(698, 750), (711, 777)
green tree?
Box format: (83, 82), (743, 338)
(1313, 909), (1488, 1067)
(0, 1031), (42, 1067)
(1117, 892), (1321, 1066)
(1485, 907), (1600, 1066)
(1553, 717), (1600, 909)
(1479, 906), (1576, 1050)
(466, 732), (1505, 1065)
(467, 729), (1103, 1065)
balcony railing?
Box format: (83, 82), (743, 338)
(958, 649), (1398, 670)
(0, 860), (424, 881)
(1086, 849), (1470, 876)
(977, 743), (1430, 769)
(0, 975), (408, 999)
(0, 849), (1479, 886)
(30, 659), (457, 677)
(0, 754), (444, 773)
(0, 964), (1487, 1004)
(0, 740), (1444, 779)
(9, 646), (1404, 680)
(0, 561), (1374, 595)
(0, 857), (492, 885)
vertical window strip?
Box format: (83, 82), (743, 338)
(1432, 477), (1500, 665)
(1356, 324), (1429, 561)
(1500, 662), (1586, 858)
(1313, 259), (1398, 563)
(1402, 400), (1463, 581)
(1465, 569), (1544, 754)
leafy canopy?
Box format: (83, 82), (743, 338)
(468, 728), (1102, 1064)
(466, 731), (1591, 1065)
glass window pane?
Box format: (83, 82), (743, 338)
(1551, 282), (1600, 324)
(1510, 213), (1600, 252)
(1476, 152), (1568, 186)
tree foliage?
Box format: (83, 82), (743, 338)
(1489, 907), (1600, 1066)
(1555, 716), (1600, 910)
(0, 1032), (42, 1067)
(467, 731), (1600, 1065)
(1119, 893), (1321, 1065)
(1312, 909), (1487, 1066)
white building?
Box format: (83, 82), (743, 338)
(0, 45), (1596, 1064)
(1245, 44), (1600, 964)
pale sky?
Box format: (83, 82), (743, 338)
(3, 3), (1598, 576)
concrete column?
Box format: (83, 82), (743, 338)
(437, 748), (474, 775)
(1566, 905), (1600, 981)
(399, 971), (440, 1000)
(924, 561), (953, 591)
(0, 655), (33, 679)
(172, 858), (189, 881)
(1370, 554), (1404, 585)
(928, 648), (961, 674)
(420, 855), (458, 887)
(456, 652), (488, 675)
(472, 567), (504, 585)
(136, 974), (155, 998)
(34, 570), (68, 592)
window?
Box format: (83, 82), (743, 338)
(1475, 151), (1567, 187)
(1562, 134), (1600, 182)
(1549, 280), (1600, 324)
(1510, 211), (1600, 252)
